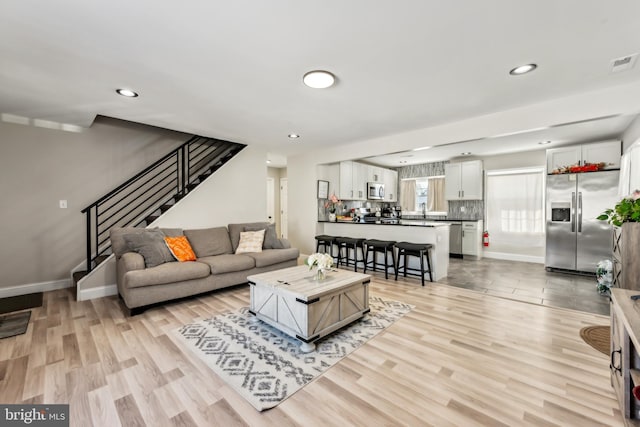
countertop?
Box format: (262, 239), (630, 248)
(318, 219), (450, 227)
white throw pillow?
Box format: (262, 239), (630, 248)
(235, 229), (265, 254)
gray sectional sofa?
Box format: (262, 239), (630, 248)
(110, 222), (299, 315)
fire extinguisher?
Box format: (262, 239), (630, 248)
(483, 230), (489, 247)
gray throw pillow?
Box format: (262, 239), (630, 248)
(123, 229), (175, 268)
(244, 223), (283, 249)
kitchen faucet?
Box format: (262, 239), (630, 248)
(421, 202), (426, 218)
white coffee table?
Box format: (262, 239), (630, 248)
(247, 265), (371, 352)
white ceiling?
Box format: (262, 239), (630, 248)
(2, 1), (640, 163)
(362, 114), (637, 167)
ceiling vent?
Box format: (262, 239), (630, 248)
(611, 53), (638, 73)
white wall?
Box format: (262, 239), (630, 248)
(479, 149), (546, 171)
(287, 80), (640, 256)
(154, 145), (268, 229)
(623, 115), (640, 152)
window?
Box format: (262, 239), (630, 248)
(485, 168), (544, 256)
(400, 176), (447, 213)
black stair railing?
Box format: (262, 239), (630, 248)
(80, 136), (245, 272)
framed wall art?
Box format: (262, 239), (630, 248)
(317, 180), (329, 199)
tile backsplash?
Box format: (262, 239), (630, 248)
(318, 198), (483, 220)
(447, 200), (484, 220)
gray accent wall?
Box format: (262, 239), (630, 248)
(398, 161), (447, 179)
(0, 116), (189, 291)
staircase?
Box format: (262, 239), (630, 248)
(77, 136), (246, 279)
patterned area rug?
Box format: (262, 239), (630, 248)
(175, 296), (413, 411)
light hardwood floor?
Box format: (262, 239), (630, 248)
(0, 274), (622, 427)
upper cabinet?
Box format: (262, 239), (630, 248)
(368, 166), (384, 183)
(546, 140), (621, 174)
(338, 161), (366, 200)
(382, 168), (398, 202)
(445, 160), (483, 200)
(333, 161), (397, 201)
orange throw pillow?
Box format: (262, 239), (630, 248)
(165, 236), (197, 262)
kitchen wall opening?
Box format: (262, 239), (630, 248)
(485, 167), (545, 262)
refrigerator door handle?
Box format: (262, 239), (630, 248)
(578, 192), (583, 232)
(571, 192), (576, 232)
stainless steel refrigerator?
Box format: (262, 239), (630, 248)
(545, 170), (618, 273)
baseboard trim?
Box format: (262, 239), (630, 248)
(482, 251), (544, 264)
(78, 284), (117, 301)
(0, 279), (71, 299)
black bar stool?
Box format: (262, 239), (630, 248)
(394, 242), (434, 286)
(315, 235), (339, 261)
(335, 237), (366, 272)
(363, 239), (396, 279)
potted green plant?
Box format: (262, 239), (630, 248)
(597, 190), (640, 226)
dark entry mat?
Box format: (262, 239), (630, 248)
(0, 311), (31, 339)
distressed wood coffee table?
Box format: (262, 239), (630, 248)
(247, 265), (371, 352)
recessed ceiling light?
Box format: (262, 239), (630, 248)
(288, 133), (300, 139)
(303, 70), (335, 89)
(461, 152), (472, 156)
(538, 140), (552, 145)
(116, 88), (139, 97)
(509, 64), (537, 75)
(266, 160), (271, 164)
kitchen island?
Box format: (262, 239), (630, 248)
(318, 220), (450, 281)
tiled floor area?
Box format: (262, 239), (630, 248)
(437, 257), (610, 315)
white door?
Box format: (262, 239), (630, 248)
(266, 178), (275, 223)
(280, 178), (288, 238)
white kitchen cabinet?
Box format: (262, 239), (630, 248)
(462, 220), (483, 259)
(546, 140), (621, 174)
(383, 168), (398, 202)
(338, 161), (366, 200)
(339, 161), (354, 199)
(352, 162), (367, 200)
(368, 166), (383, 183)
(445, 160), (483, 200)
(326, 164), (340, 197)
(582, 140), (621, 169)
(336, 161), (396, 201)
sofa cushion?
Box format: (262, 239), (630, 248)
(244, 223), (283, 249)
(124, 261), (210, 289)
(198, 254), (256, 274)
(122, 229), (175, 268)
(183, 227), (232, 257)
(246, 248), (300, 268)
(235, 229), (265, 254)
(228, 222), (270, 251)
(165, 236), (197, 262)
(110, 227), (183, 257)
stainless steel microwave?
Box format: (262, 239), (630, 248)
(367, 182), (385, 200)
